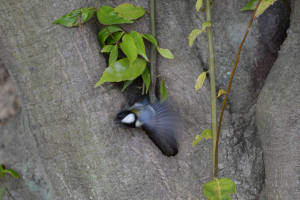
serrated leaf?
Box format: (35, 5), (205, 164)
(109, 44), (118, 65)
(140, 33), (158, 47)
(122, 80), (134, 91)
(97, 6), (133, 25)
(203, 178), (236, 200)
(114, 3), (146, 20)
(240, 0), (258, 11)
(95, 58), (146, 87)
(2, 169), (19, 179)
(217, 89), (227, 98)
(98, 26), (124, 47)
(106, 32), (125, 45)
(0, 188), (6, 200)
(196, 0), (203, 11)
(157, 47), (174, 59)
(158, 76), (168, 103)
(192, 129), (212, 146)
(195, 71), (208, 92)
(142, 68), (150, 94)
(129, 31), (149, 61)
(101, 45), (115, 53)
(120, 34), (138, 66)
(52, 7), (95, 27)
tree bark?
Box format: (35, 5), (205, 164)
(257, 0), (300, 199)
(0, 0), (292, 199)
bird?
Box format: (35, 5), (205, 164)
(116, 98), (178, 157)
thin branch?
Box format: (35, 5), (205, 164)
(205, 0), (217, 179)
(0, 179), (16, 200)
(214, 0), (263, 177)
(104, 25), (119, 45)
(149, 0), (157, 103)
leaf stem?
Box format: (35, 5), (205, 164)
(104, 25), (119, 45)
(215, 0), (263, 178)
(149, 0), (157, 103)
(0, 179), (16, 200)
(205, 0), (217, 179)
(95, 0), (98, 9)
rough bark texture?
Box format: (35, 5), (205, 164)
(0, 0), (292, 199)
(257, 0), (300, 199)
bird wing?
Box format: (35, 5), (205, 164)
(139, 102), (178, 157)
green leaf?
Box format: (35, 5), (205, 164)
(101, 45), (115, 53)
(140, 33), (158, 47)
(2, 169), (19, 179)
(97, 6), (133, 25)
(114, 3), (147, 20)
(98, 26), (123, 47)
(202, 21), (212, 30)
(188, 22), (211, 47)
(240, 0), (258, 11)
(95, 58), (146, 87)
(188, 29), (204, 47)
(256, 0), (277, 17)
(129, 31), (149, 61)
(140, 34), (173, 59)
(0, 188), (6, 200)
(241, 0), (277, 17)
(196, 0), (203, 11)
(192, 129), (212, 146)
(52, 7), (95, 27)
(120, 34), (138, 66)
(217, 89), (227, 98)
(0, 165), (4, 178)
(106, 32), (125, 45)
(158, 75), (168, 103)
(109, 44), (118, 65)
(203, 178), (236, 200)
(157, 47), (174, 59)
(195, 71), (208, 92)
(122, 80), (134, 91)
(142, 68), (150, 94)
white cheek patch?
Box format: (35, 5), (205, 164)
(135, 120), (144, 127)
(121, 113), (135, 124)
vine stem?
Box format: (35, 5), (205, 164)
(104, 25), (119, 45)
(149, 0), (157, 103)
(214, 0), (263, 178)
(205, 0), (217, 179)
(0, 179), (16, 200)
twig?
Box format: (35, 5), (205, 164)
(0, 179), (16, 200)
(149, 0), (157, 103)
(104, 25), (119, 45)
(214, 0), (263, 178)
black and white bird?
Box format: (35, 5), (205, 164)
(116, 98), (178, 157)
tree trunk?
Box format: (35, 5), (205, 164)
(0, 0), (292, 199)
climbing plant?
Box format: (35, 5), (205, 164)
(188, 0), (279, 199)
(0, 164), (19, 200)
(52, 2), (173, 103)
